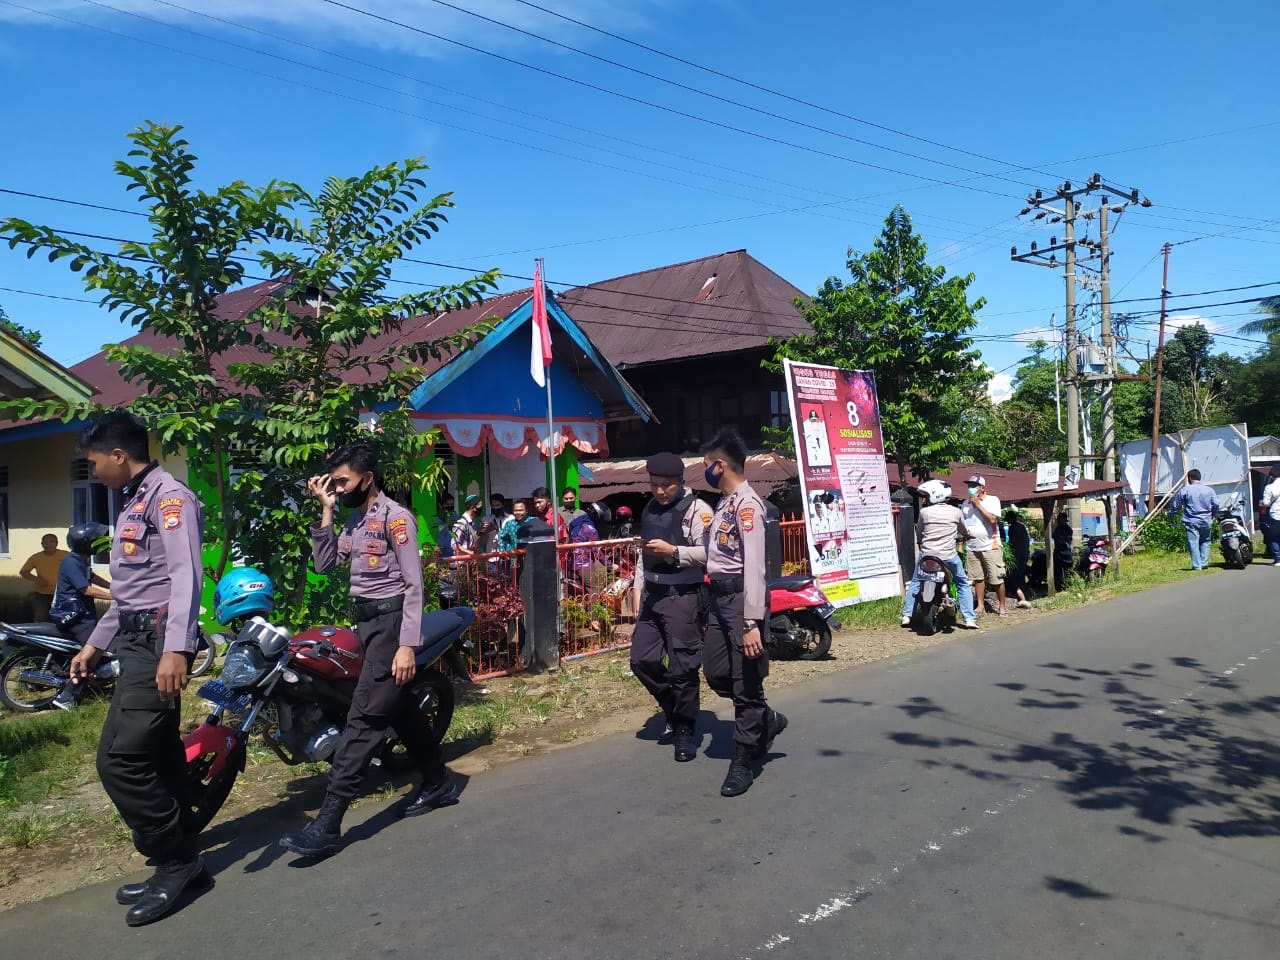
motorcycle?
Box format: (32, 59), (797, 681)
(0, 623), (218, 712)
(1076, 536), (1111, 581)
(1218, 496), (1253, 569)
(907, 555), (958, 637)
(766, 575), (837, 659)
(181, 606), (473, 833)
(0, 623), (119, 711)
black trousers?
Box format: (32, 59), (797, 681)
(327, 608), (445, 802)
(630, 584), (702, 727)
(96, 626), (191, 860)
(702, 590), (769, 750)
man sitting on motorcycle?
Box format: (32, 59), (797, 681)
(901, 480), (977, 630)
(49, 522), (113, 709)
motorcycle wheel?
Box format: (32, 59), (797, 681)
(910, 600), (937, 637)
(1240, 542), (1253, 566)
(412, 668), (456, 744)
(188, 630), (217, 678)
(789, 609), (833, 661)
(183, 740), (246, 834)
(1222, 546), (1239, 569)
(0, 651), (66, 712)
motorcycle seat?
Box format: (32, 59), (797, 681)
(768, 575), (814, 591)
(6, 622), (68, 638)
(415, 607), (476, 667)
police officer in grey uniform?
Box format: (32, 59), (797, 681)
(280, 442), (456, 859)
(700, 428), (787, 797)
(630, 452), (710, 762)
(67, 412), (207, 926)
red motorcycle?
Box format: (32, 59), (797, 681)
(181, 607), (473, 833)
(765, 576), (837, 660)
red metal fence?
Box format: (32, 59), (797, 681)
(437, 550), (525, 680)
(555, 537), (641, 660)
(438, 519), (829, 680)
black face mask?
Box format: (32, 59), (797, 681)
(340, 480), (370, 509)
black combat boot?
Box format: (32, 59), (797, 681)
(124, 832), (207, 927)
(720, 745), (756, 797)
(756, 709), (789, 758)
(116, 858), (211, 906)
(279, 792), (349, 858)
(401, 772), (460, 818)
(672, 724), (697, 763)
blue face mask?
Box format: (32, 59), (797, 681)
(704, 462), (723, 490)
(967, 486), (979, 497)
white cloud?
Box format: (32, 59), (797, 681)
(1166, 313), (1221, 334)
(1, 1), (672, 57)
(987, 371), (1013, 403)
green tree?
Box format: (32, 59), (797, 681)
(1, 122), (498, 624)
(0, 303), (43, 348)
(769, 206), (988, 483)
(1239, 294), (1280, 337)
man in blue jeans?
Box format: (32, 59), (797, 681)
(901, 479), (977, 629)
(1169, 469), (1219, 570)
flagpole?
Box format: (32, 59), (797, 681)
(538, 258), (559, 536)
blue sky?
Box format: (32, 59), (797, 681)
(0, 0), (1276, 401)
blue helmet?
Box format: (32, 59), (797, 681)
(214, 567), (275, 625)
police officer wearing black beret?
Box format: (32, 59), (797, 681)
(630, 452), (710, 762)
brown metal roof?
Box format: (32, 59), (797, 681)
(581, 452), (798, 496)
(934, 461), (1125, 504)
(557, 250), (810, 367)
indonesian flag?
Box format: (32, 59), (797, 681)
(530, 261), (552, 387)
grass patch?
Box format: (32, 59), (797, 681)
(0, 702), (108, 812)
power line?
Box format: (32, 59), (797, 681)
(505, 0), (1064, 178)
(412, 0), (1044, 190)
(316, 0), (1022, 199)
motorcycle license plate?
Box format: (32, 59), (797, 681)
(197, 680), (253, 715)
(816, 602), (835, 619)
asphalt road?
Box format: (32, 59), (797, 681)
(10, 568), (1279, 959)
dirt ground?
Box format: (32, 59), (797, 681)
(0, 599), (1058, 909)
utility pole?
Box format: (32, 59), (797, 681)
(1147, 242), (1172, 511)
(1013, 174), (1152, 542)
(1098, 201), (1116, 484)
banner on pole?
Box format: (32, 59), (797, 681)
(782, 359), (900, 606)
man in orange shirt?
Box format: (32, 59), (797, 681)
(20, 533), (68, 621)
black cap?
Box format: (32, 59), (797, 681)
(645, 452), (686, 479)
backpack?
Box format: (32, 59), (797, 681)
(568, 514), (598, 543)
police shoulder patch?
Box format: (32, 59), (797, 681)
(739, 507), (756, 532)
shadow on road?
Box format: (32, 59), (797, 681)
(884, 655), (1280, 840)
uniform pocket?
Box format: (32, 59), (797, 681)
(117, 529), (151, 567)
(362, 537), (390, 574)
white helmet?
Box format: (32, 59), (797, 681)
(919, 479), (952, 505)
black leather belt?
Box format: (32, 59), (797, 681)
(119, 609), (162, 632)
(644, 581), (702, 595)
(352, 595), (405, 621)
(708, 576), (744, 595)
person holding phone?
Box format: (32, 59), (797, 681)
(630, 452), (711, 763)
(279, 442), (455, 861)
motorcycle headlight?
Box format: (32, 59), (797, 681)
(220, 642), (271, 690)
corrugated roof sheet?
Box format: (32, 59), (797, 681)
(557, 249), (810, 367)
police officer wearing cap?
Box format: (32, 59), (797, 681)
(280, 442), (457, 859)
(700, 427), (787, 797)
(630, 451), (710, 762)
(66, 411), (207, 926)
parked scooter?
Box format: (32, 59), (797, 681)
(0, 623), (119, 711)
(766, 575), (837, 659)
(1076, 536), (1111, 581)
(181, 568), (471, 833)
(1218, 495), (1254, 569)
(907, 555), (958, 636)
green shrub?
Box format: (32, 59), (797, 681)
(1139, 511), (1189, 552)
